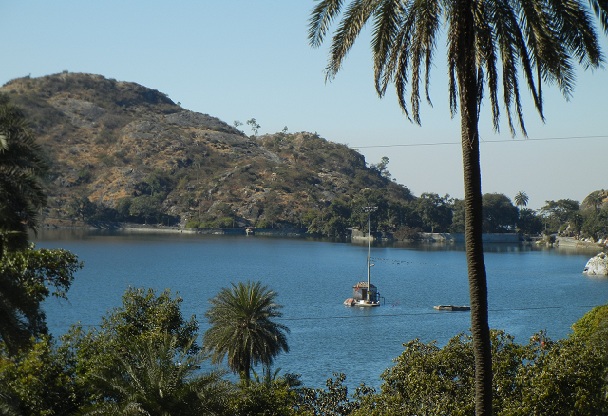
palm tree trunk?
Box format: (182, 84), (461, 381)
(461, 110), (493, 416)
(457, 2), (493, 415)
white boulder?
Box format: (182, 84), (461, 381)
(583, 252), (608, 276)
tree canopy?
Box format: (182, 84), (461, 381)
(203, 281), (290, 382)
(0, 95), (48, 256)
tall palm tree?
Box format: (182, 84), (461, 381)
(0, 94), (47, 258)
(514, 191), (529, 209)
(203, 281), (290, 383)
(309, 2), (608, 414)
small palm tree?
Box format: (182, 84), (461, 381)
(87, 333), (229, 416)
(514, 191), (529, 209)
(203, 281), (289, 383)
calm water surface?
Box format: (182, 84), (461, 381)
(36, 230), (608, 388)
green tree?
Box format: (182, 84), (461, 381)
(0, 95), (48, 257)
(371, 156), (392, 179)
(581, 207), (608, 241)
(0, 246), (81, 356)
(540, 199), (581, 234)
(229, 372), (301, 416)
(203, 281), (290, 383)
(309, 3), (608, 413)
(0, 336), (80, 415)
(512, 336), (608, 415)
(142, 169), (173, 197)
(482, 193), (518, 233)
(64, 287), (199, 405)
(128, 194), (164, 224)
(415, 193), (452, 233)
(571, 304), (608, 348)
(514, 191), (529, 209)
(450, 198), (466, 233)
(355, 331), (528, 416)
(246, 118), (261, 136)
(298, 373), (373, 416)
(303, 198), (354, 238)
(580, 192), (608, 240)
(517, 208), (543, 236)
(67, 195), (98, 222)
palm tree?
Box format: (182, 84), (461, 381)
(0, 96), (52, 356)
(309, 2), (608, 414)
(0, 95), (47, 258)
(203, 281), (290, 383)
(87, 333), (230, 415)
(514, 191), (529, 209)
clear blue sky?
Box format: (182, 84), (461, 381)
(2, 1), (607, 209)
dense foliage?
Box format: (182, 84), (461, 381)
(2, 284), (607, 415)
(351, 328), (608, 416)
(0, 94), (48, 254)
(0, 246), (81, 356)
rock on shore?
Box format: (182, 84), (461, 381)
(583, 252), (608, 276)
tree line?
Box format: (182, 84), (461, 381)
(63, 182), (608, 245)
(306, 190), (608, 243)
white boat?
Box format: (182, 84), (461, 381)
(344, 207), (381, 307)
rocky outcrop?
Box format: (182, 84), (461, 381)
(583, 252), (608, 276)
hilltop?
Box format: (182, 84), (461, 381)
(1, 72), (414, 234)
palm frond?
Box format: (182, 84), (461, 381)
(407, 0), (440, 123)
(474, 1), (499, 130)
(326, 0), (379, 79)
(589, 0), (608, 33)
(549, 0), (602, 68)
(444, 0), (463, 118)
(371, 0), (405, 96)
(309, 0), (345, 47)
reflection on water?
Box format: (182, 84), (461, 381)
(36, 230), (607, 388)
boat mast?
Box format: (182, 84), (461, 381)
(364, 206), (377, 302)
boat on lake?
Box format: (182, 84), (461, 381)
(344, 281), (380, 307)
(344, 207), (381, 307)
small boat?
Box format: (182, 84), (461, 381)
(344, 281), (380, 307)
(344, 207), (381, 307)
(433, 305), (471, 311)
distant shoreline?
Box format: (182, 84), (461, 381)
(40, 223), (607, 252)
(41, 223), (309, 238)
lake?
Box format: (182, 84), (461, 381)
(35, 229), (608, 389)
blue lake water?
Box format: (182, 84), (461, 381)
(35, 230), (608, 389)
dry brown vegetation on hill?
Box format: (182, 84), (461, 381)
(1, 72), (414, 235)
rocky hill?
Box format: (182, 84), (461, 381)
(1, 72), (414, 233)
